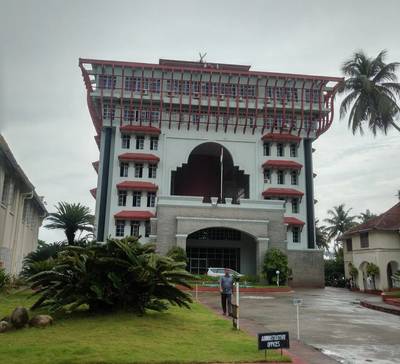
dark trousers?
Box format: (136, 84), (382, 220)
(221, 293), (232, 315)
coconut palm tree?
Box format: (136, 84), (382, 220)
(315, 219), (329, 250)
(324, 204), (357, 245)
(339, 50), (400, 135)
(45, 202), (94, 244)
(358, 209), (378, 224)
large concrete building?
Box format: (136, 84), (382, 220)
(0, 135), (47, 275)
(80, 57), (341, 286)
(342, 202), (400, 291)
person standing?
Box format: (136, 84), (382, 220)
(219, 268), (233, 316)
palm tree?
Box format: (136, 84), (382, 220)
(324, 204), (357, 249)
(339, 50), (400, 135)
(358, 209), (378, 224)
(315, 219), (329, 250)
(45, 202), (94, 244)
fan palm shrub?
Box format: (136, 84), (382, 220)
(45, 202), (94, 244)
(166, 246), (188, 263)
(29, 236), (193, 314)
(21, 241), (65, 278)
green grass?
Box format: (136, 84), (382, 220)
(0, 290), (290, 364)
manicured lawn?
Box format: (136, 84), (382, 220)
(0, 290), (290, 364)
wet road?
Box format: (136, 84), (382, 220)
(201, 287), (400, 364)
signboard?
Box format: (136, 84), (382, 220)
(258, 332), (290, 350)
(293, 298), (303, 305)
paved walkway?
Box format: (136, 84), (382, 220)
(199, 293), (337, 364)
(199, 288), (400, 364)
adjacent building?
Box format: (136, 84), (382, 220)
(342, 202), (400, 291)
(80, 57), (341, 286)
(0, 135), (47, 275)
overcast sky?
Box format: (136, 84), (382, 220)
(1, 0), (399, 243)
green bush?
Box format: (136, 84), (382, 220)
(325, 259), (345, 287)
(0, 267), (10, 292)
(166, 246), (187, 263)
(239, 275), (260, 283)
(21, 241), (65, 278)
(262, 248), (288, 285)
(28, 236), (193, 314)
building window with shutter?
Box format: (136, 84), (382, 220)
(263, 142), (271, 156)
(116, 220), (125, 237)
(118, 190), (127, 206)
(360, 232), (369, 248)
(290, 143), (297, 157)
(150, 136), (159, 151)
(135, 163), (143, 178)
(346, 238), (353, 252)
(148, 164), (157, 178)
(130, 221), (140, 237)
(277, 170), (285, 184)
(120, 162), (129, 177)
(292, 198), (299, 213)
(136, 136), (145, 150)
(145, 220), (151, 237)
(132, 191), (142, 207)
(277, 143), (285, 157)
(147, 192), (156, 207)
(291, 170), (298, 185)
(292, 227), (301, 243)
(122, 135), (130, 149)
(264, 169), (271, 183)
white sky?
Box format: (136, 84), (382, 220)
(0, 0), (399, 243)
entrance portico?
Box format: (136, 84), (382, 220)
(151, 195), (286, 275)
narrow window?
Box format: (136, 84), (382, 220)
(291, 170), (298, 185)
(346, 238), (353, 252)
(134, 163), (143, 178)
(360, 232), (369, 248)
(1, 175), (11, 205)
(264, 169), (271, 183)
(145, 220), (151, 237)
(263, 142), (271, 156)
(150, 136), (159, 151)
(118, 190), (127, 206)
(115, 220), (125, 237)
(103, 103), (115, 120)
(290, 143), (297, 157)
(147, 192), (156, 207)
(136, 136), (144, 150)
(277, 143), (285, 157)
(120, 162), (128, 177)
(122, 135), (130, 149)
(292, 227), (301, 243)
(130, 220), (140, 237)
(148, 164), (157, 179)
(132, 191), (142, 207)
(277, 170), (285, 184)
(292, 198), (299, 213)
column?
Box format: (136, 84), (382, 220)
(256, 237), (269, 275)
(175, 234), (188, 250)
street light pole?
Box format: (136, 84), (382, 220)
(276, 270), (280, 287)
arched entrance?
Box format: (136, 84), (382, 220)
(186, 227), (256, 275)
(171, 142), (249, 202)
(387, 261), (399, 289)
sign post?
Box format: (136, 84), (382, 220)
(292, 298), (303, 340)
(232, 281), (240, 330)
(258, 331), (289, 360)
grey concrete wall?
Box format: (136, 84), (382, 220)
(287, 249), (324, 287)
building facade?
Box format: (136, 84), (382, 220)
(80, 58), (341, 286)
(0, 135), (47, 275)
(342, 202), (400, 291)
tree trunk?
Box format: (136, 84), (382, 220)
(65, 229), (76, 244)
